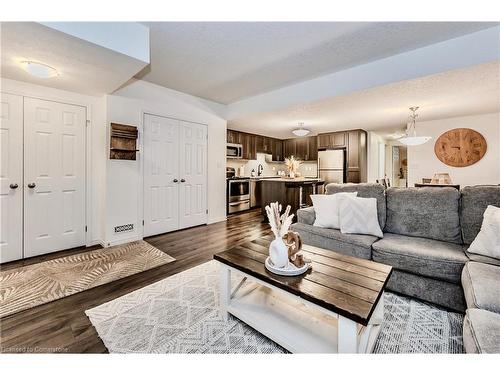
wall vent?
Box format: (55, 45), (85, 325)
(114, 224), (134, 233)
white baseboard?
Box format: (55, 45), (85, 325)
(103, 235), (142, 248)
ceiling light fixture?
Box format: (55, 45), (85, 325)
(398, 106), (431, 146)
(292, 122), (310, 137)
(21, 61), (58, 78)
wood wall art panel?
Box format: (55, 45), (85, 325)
(110, 123), (139, 160)
(434, 128), (487, 167)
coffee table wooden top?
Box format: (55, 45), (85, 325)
(214, 236), (392, 326)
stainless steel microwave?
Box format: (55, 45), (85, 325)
(226, 143), (243, 159)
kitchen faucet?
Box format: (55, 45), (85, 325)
(258, 164), (263, 176)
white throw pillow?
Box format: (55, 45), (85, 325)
(311, 192), (358, 229)
(468, 205), (500, 259)
(338, 195), (383, 238)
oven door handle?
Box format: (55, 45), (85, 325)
(228, 201), (249, 206)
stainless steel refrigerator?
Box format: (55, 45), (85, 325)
(318, 149), (345, 192)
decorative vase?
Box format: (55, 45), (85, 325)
(289, 171), (295, 179)
(269, 237), (289, 268)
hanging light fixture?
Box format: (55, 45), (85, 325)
(292, 122), (310, 137)
(398, 106), (431, 146)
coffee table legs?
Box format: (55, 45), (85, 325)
(338, 316), (358, 353)
(219, 265), (231, 321)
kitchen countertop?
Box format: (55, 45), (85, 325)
(261, 177), (324, 184)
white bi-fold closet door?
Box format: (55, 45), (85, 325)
(143, 114), (208, 237)
(0, 93), (86, 262)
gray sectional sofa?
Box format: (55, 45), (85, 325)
(291, 183), (500, 353)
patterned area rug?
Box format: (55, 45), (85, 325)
(0, 241), (175, 318)
(86, 260), (464, 354)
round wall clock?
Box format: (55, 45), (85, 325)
(434, 128), (487, 167)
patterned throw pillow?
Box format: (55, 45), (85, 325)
(468, 205), (500, 259)
(311, 192), (358, 229)
(338, 195), (383, 238)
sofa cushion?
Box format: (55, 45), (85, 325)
(465, 250), (500, 267)
(462, 261), (500, 314)
(385, 187), (462, 244)
(461, 185), (500, 245)
(296, 206), (316, 226)
(290, 222), (377, 259)
(463, 308), (500, 354)
(372, 233), (468, 283)
(325, 183), (386, 229)
(386, 269), (465, 312)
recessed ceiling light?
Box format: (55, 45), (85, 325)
(21, 61), (58, 78)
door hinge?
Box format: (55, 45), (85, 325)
(206, 209), (208, 214)
(86, 120), (90, 127)
(142, 220), (145, 226)
(85, 225), (88, 232)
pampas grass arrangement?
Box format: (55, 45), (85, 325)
(265, 202), (294, 238)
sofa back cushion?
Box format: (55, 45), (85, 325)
(325, 183), (386, 229)
(385, 187), (462, 244)
(461, 185), (500, 245)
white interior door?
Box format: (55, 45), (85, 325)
(24, 97), (86, 257)
(179, 121), (207, 229)
(0, 93), (23, 263)
(143, 114), (180, 236)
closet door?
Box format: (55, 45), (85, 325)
(143, 114), (180, 236)
(179, 121), (207, 229)
(24, 98), (86, 257)
(0, 93), (23, 263)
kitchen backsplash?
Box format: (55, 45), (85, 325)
(227, 153), (318, 177)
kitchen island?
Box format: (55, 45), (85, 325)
(260, 178), (324, 222)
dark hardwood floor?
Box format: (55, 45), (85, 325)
(0, 209), (270, 353)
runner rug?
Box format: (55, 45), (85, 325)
(0, 241), (175, 318)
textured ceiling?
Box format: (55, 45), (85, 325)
(228, 61), (500, 139)
(138, 22), (497, 104)
(0, 22), (148, 96)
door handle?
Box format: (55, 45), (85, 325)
(173, 179), (179, 183)
(180, 179), (186, 183)
(28, 183), (36, 188)
(10, 183), (19, 189)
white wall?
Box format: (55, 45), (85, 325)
(105, 80), (227, 246)
(0, 78), (108, 246)
(367, 131), (387, 183)
(407, 112), (500, 187)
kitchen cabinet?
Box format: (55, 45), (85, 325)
(318, 131), (346, 149)
(271, 138), (284, 161)
(347, 129), (367, 183)
(283, 138), (296, 159)
(295, 138), (308, 160)
(308, 136), (318, 161)
(227, 129), (241, 144)
(282, 136), (318, 161)
(256, 135), (272, 154)
(241, 133), (256, 160)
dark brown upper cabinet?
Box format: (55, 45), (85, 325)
(283, 138), (296, 159)
(307, 136), (318, 161)
(241, 133), (256, 160)
(271, 138), (283, 161)
(226, 129), (241, 144)
(318, 131), (346, 149)
(282, 136), (318, 161)
(256, 135), (272, 154)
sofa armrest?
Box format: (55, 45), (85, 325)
(296, 207), (316, 225)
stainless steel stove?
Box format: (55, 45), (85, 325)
(226, 167), (250, 214)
